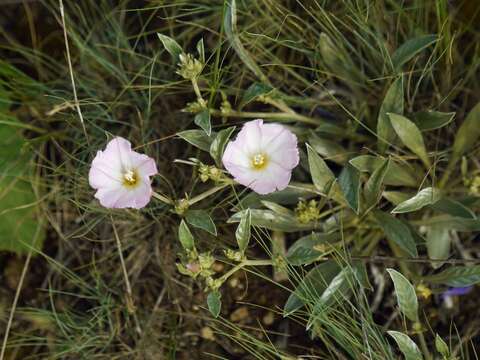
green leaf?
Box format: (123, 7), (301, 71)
(383, 191), (413, 205)
(387, 331), (423, 360)
(196, 38), (205, 64)
(386, 269), (419, 322)
(207, 291), (221, 318)
(364, 158), (390, 210)
(210, 126), (235, 167)
(435, 334), (450, 357)
(389, 113), (430, 167)
(308, 133), (348, 164)
(430, 198), (476, 219)
(235, 208), (251, 253)
(412, 111), (455, 131)
(236, 184), (316, 209)
(392, 187), (441, 214)
(157, 33), (183, 63)
(286, 232), (341, 265)
(224, 0), (269, 83)
(338, 164), (361, 213)
(178, 220), (195, 251)
(426, 224), (451, 269)
(194, 109), (212, 136)
(239, 82), (274, 109)
(0, 116), (45, 254)
(424, 265), (480, 287)
(452, 101), (480, 159)
(350, 155), (418, 187)
(228, 209), (315, 232)
(260, 200), (293, 217)
(306, 144), (336, 194)
(284, 261), (341, 316)
(377, 76), (404, 153)
(177, 129), (214, 152)
(374, 211), (418, 257)
(391, 34), (437, 70)
(422, 215), (480, 231)
(185, 210), (217, 236)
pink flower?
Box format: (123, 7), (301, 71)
(222, 119), (299, 195)
(88, 137), (157, 209)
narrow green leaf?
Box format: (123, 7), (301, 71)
(374, 211), (418, 257)
(185, 210), (217, 236)
(392, 187), (441, 214)
(306, 144), (336, 194)
(157, 33), (183, 63)
(435, 334), (450, 357)
(178, 220), (195, 251)
(228, 209), (315, 232)
(424, 265), (480, 287)
(224, 0), (269, 83)
(210, 126), (235, 167)
(196, 37), (205, 64)
(430, 198), (476, 219)
(284, 261), (341, 316)
(422, 215), (480, 232)
(452, 101), (480, 159)
(412, 111), (455, 131)
(389, 113), (430, 167)
(377, 76), (404, 153)
(194, 109), (211, 136)
(260, 200), (293, 217)
(350, 155), (418, 187)
(239, 82), (274, 109)
(364, 158), (390, 209)
(383, 191), (413, 205)
(308, 133), (348, 164)
(286, 232), (341, 265)
(338, 164), (361, 213)
(391, 34), (437, 70)
(207, 291), (221, 318)
(387, 331), (423, 360)
(387, 269), (419, 322)
(177, 129), (214, 152)
(426, 224), (451, 269)
(235, 208), (251, 253)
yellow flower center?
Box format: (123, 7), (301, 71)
(123, 169), (139, 187)
(251, 153), (268, 170)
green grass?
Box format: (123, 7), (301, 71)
(1, 0), (480, 359)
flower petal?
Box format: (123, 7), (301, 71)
(130, 152), (158, 177)
(235, 119), (263, 155)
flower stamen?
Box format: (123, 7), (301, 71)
(251, 153), (268, 170)
(123, 169), (139, 186)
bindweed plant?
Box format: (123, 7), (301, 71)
(1, 0), (480, 359)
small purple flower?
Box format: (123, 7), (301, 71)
(441, 286), (473, 299)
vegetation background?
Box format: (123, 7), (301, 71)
(0, 0), (480, 359)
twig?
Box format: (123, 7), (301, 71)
(59, 0), (89, 144)
(110, 216), (142, 335)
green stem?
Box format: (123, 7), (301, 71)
(417, 330), (432, 360)
(152, 191), (174, 205)
(191, 77), (204, 103)
(187, 183), (230, 206)
(218, 259), (274, 284)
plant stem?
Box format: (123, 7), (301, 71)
(218, 259), (274, 284)
(188, 183), (230, 206)
(152, 191), (174, 205)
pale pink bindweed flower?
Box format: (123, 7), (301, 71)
(89, 137), (157, 209)
(222, 119), (299, 195)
